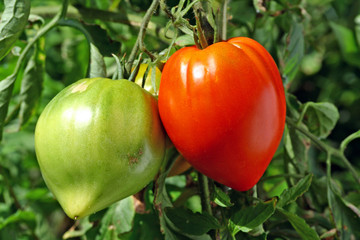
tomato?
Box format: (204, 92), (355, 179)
(35, 78), (166, 219)
(134, 64), (161, 95)
(158, 37), (286, 191)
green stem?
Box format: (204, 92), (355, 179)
(126, 0), (160, 73)
(198, 172), (212, 215)
(195, 14), (209, 49)
(286, 117), (360, 184)
(219, 0), (229, 40)
(287, 117), (327, 152)
(296, 102), (310, 126)
(12, 0), (69, 77)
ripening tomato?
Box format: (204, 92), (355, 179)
(35, 78), (166, 219)
(158, 37), (286, 191)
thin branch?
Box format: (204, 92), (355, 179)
(198, 173), (212, 216)
(126, 0), (160, 73)
(219, 0), (229, 40)
(286, 117), (360, 184)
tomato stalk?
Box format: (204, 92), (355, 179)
(192, 1), (213, 48)
(286, 117), (360, 184)
(218, 0), (229, 40)
(111, 54), (124, 79)
(128, 53), (143, 82)
(126, 0), (160, 74)
(198, 172), (213, 215)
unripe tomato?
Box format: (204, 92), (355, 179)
(158, 37), (286, 191)
(35, 78), (166, 219)
(134, 64), (161, 95)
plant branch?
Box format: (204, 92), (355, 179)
(219, 0), (229, 40)
(198, 172), (212, 216)
(286, 117), (360, 184)
(126, 0), (160, 73)
(11, 0), (69, 77)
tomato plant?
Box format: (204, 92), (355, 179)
(158, 37), (286, 191)
(35, 78), (166, 219)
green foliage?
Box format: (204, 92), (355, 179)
(0, 0), (359, 239)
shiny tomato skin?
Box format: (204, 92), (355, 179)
(35, 78), (165, 219)
(158, 37), (286, 191)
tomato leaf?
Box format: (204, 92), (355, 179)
(277, 208), (320, 240)
(63, 218), (93, 239)
(283, 22), (304, 83)
(18, 38), (45, 128)
(164, 207), (220, 236)
(302, 102), (339, 139)
(213, 186), (233, 208)
(230, 198), (277, 234)
(277, 174), (313, 208)
(89, 43), (106, 78)
(0, 74), (17, 141)
(82, 23), (121, 57)
(0, 0), (30, 60)
(175, 34), (195, 47)
(95, 196), (135, 239)
(328, 181), (360, 239)
(330, 22), (360, 67)
(284, 125), (309, 171)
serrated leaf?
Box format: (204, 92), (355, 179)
(231, 198), (277, 234)
(165, 207), (220, 236)
(277, 208), (320, 240)
(328, 181), (360, 239)
(213, 186), (233, 207)
(18, 38), (45, 128)
(0, 0), (30, 60)
(302, 102), (339, 139)
(283, 22), (304, 83)
(0, 210), (36, 230)
(277, 174), (313, 208)
(330, 22), (360, 67)
(0, 74), (17, 141)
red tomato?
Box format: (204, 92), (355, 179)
(158, 37), (286, 191)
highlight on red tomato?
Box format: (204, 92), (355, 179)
(158, 37), (286, 191)
(35, 78), (166, 219)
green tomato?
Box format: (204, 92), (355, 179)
(134, 64), (161, 95)
(35, 78), (166, 219)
